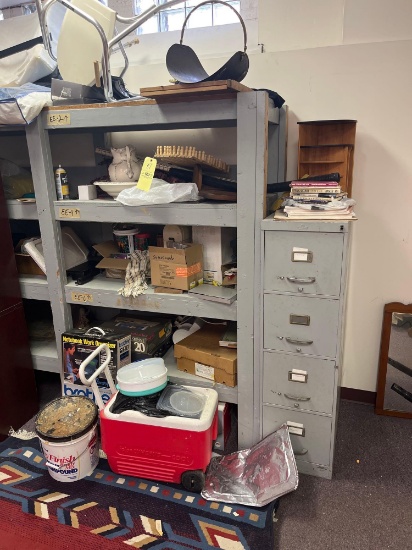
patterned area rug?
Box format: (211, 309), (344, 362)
(0, 436), (276, 549)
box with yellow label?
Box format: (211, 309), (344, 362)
(149, 244), (203, 291)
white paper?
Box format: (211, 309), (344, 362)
(287, 421), (305, 436)
(195, 362), (215, 381)
(291, 368), (307, 382)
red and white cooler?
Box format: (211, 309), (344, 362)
(79, 344), (218, 492)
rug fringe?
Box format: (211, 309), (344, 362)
(9, 427), (37, 440)
(99, 448), (108, 459)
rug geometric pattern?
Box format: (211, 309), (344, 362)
(0, 440), (276, 550)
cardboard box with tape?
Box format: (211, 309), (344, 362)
(174, 325), (237, 386)
(149, 244), (203, 291)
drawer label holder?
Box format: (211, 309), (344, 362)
(287, 421), (305, 437)
(288, 369), (308, 383)
(291, 247), (313, 263)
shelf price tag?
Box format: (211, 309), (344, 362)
(71, 292), (93, 303)
(59, 207), (81, 219)
(137, 157), (157, 191)
(47, 113), (71, 126)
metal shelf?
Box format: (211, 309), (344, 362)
(31, 340), (60, 373)
(19, 275), (49, 301)
(7, 200), (38, 220)
(65, 275), (237, 321)
(44, 98), (239, 132)
(163, 348), (238, 404)
(54, 200), (237, 227)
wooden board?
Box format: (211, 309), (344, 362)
(200, 187), (237, 202)
(44, 98), (156, 111)
(140, 80), (252, 99)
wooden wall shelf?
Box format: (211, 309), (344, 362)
(297, 120), (357, 196)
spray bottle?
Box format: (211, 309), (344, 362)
(55, 165), (70, 200)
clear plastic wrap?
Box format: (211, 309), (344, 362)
(202, 424), (298, 507)
(115, 178), (199, 206)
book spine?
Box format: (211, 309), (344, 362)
(290, 188), (341, 194)
(290, 184), (339, 187)
(292, 195), (344, 200)
(292, 199), (332, 204)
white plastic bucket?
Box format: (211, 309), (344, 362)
(39, 423), (99, 482)
(35, 395), (99, 482)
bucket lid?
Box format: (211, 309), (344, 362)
(35, 396), (98, 442)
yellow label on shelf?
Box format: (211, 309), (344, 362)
(59, 207), (81, 219)
(47, 113), (71, 126)
(71, 292), (93, 303)
(137, 157), (157, 191)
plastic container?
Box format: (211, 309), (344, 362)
(113, 225), (140, 254)
(157, 384), (206, 418)
(116, 357), (168, 397)
(35, 396), (99, 482)
(170, 390), (205, 416)
(135, 233), (150, 251)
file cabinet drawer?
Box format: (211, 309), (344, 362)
(262, 406), (332, 466)
(263, 293), (340, 358)
(264, 231), (344, 296)
(263, 352), (336, 414)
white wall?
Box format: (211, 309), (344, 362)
(111, 0), (412, 391)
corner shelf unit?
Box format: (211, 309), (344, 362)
(3, 92), (286, 449)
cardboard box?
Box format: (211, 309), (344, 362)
(93, 241), (129, 279)
(174, 325), (237, 386)
(192, 227), (236, 285)
(15, 239), (45, 276)
(213, 402), (232, 451)
(99, 315), (173, 361)
(149, 244), (203, 291)
(62, 328), (131, 384)
(221, 263), (237, 286)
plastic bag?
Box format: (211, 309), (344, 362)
(0, 159), (34, 198)
(0, 84), (52, 125)
(115, 178), (199, 206)
(202, 424), (298, 507)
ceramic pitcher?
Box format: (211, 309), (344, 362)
(108, 146), (142, 182)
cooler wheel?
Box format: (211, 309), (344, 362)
(181, 470), (205, 493)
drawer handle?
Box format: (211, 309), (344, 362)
(284, 393), (311, 402)
(294, 448), (308, 456)
(285, 337), (313, 345)
(286, 276), (316, 284)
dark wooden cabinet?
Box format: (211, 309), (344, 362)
(0, 175), (38, 440)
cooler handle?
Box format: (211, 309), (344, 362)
(78, 343), (116, 410)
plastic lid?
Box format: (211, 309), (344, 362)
(117, 358), (167, 384)
(35, 396), (98, 442)
(170, 390), (204, 415)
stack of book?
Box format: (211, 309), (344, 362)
(290, 181), (345, 204)
(275, 180), (356, 220)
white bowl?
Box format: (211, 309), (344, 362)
(94, 181), (136, 199)
(116, 358), (168, 396)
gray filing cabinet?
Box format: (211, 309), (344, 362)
(260, 218), (352, 479)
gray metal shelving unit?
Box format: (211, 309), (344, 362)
(9, 92), (286, 448)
